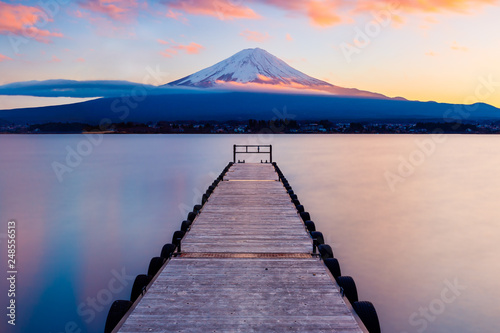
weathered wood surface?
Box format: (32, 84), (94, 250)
(117, 163), (363, 333)
(224, 163), (278, 181)
(182, 180), (312, 254)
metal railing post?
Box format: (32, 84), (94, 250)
(233, 145), (273, 163)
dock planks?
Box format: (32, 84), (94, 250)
(116, 163), (364, 333)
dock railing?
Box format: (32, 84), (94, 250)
(233, 144), (272, 163)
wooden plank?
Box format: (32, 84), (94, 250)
(118, 258), (363, 333)
(116, 163), (364, 333)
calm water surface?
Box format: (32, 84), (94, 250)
(0, 134), (499, 333)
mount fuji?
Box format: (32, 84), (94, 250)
(166, 48), (391, 99)
(2, 48), (499, 125)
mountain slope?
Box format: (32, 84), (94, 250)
(1, 91), (499, 125)
(166, 48), (390, 99)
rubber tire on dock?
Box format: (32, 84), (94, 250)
(292, 199), (301, 207)
(193, 204), (203, 214)
(304, 220), (316, 232)
(324, 258), (341, 279)
(310, 231), (324, 245)
(300, 212), (311, 221)
(104, 300), (133, 333)
(202, 193), (209, 205)
(147, 257), (166, 277)
(172, 230), (185, 246)
(296, 205), (305, 213)
(187, 212), (197, 222)
(353, 301), (381, 333)
(318, 244), (334, 259)
(130, 274), (152, 302)
(181, 220), (192, 232)
(160, 243), (176, 259)
(337, 276), (358, 304)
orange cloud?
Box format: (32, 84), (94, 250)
(254, 0), (500, 28)
(250, 0), (344, 27)
(307, 0), (342, 27)
(160, 0), (500, 28)
(78, 0), (141, 22)
(157, 39), (169, 45)
(257, 74), (273, 82)
(160, 42), (204, 58)
(165, 0), (260, 20)
(0, 2), (63, 42)
(175, 42), (204, 54)
(0, 53), (12, 62)
(355, 0), (499, 14)
(240, 29), (270, 42)
(213, 80), (331, 95)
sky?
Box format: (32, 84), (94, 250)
(0, 0), (499, 109)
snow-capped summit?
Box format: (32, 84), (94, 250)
(167, 48), (329, 88)
(166, 48), (390, 99)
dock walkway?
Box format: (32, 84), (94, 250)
(116, 163), (365, 332)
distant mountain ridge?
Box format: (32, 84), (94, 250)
(1, 90), (499, 125)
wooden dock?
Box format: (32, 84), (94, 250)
(114, 163), (366, 332)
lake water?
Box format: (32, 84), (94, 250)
(1, 134), (499, 333)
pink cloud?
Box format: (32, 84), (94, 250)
(286, 33), (293, 41)
(354, 0), (499, 14)
(160, 0), (500, 28)
(50, 55), (61, 63)
(174, 42), (204, 54)
(165, 0), (260, 20)
(76, 57), (86, 62)
(160, 48), (178, 58)
(0, 2), (63, 42)
(160, 41), (204, 58)
(240, 29), (270, 42)
(162, 39), (205, 58)
(165, 9), (188, 23)
(78, 0), (142, 22)
(0, 53), (12, 62)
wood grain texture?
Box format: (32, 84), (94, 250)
(116, 164), (363, 333)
